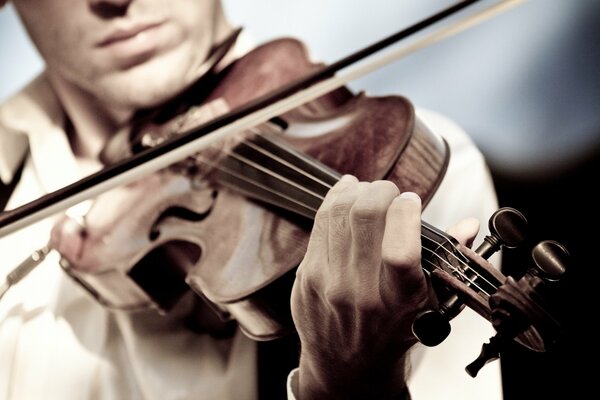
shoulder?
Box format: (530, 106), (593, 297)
(0, 73), (60, 184)
(416, 107), (498, 230)
(0, 72), (61, 130)
(416, 107), (485, 166)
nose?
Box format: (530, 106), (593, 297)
(89, 0), (133, 19)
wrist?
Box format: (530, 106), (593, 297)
(298, 353), (410, 399)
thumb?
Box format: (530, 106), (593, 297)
(446, 217), (480, 247)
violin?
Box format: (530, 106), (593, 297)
(0, 0), (565, 377)
(57, 35), (567, 378)
(53, 34), (448, 325)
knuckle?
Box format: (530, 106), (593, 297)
(330, 180), (355, 195)
(382, 247), (420, 269)
(330, 201), (353, 219)
(297, 267), (323, 294)
(324, 284), (351, 309)
(314, 207), (330, 224)
(350, 203), (381, 223)
(373, 180), (400, 197)
(354, 291), (384, 313)
(310, 219), (327, 239)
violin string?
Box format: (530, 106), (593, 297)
(196, 156), (496, 295)
(255, 133), (341, 182)
(421, 247), (492, 297)
(194, 134), (499, 291)
(421, 223), (499, 291)
(421, 239), (497, 294)
(196, 135), (497, 289)
(228, 132), (337, 198)
(421, 257), (492, 300)
(218, 147), (327, 201)
(192, 154), (319, 216)
(235, 133), (499, 291)
(243, 135), (338, 187)
(204, 156), (487, 292)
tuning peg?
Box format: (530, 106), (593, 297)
(412, 208), (528, 347)
(465, 240), (569, 378)
(530, 240), (568, 282)
(412, 309), (452, 347)
(465, 334), (507, 377)
(476, 207), (528, 259)
(414, 208), (530, 350)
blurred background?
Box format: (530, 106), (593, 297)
(1, 0), (597, 398)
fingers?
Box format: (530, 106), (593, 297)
(381, 192), (425, 292)
(327, 180), (364, 268)
(306, 177), (401, 278)
(49, 215), (86, 265)
(349, 181), (400, 274)
(306, 175), (358, 262)
(305, 180), (425, 303)
(447, 217), (480, 247)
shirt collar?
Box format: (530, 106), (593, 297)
(0, 72), (81, 192)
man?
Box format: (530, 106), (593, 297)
(0, 0), (502, 399)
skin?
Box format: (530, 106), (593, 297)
(292, 177), (424, 398)
(11, 0), (480, 398)
(292, 176), (478, 399)
(12, 0), (233, 158)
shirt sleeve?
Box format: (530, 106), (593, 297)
(409, 108), (503, 400)
(287, 368), (412, 400)
(287, 367), (299, 400)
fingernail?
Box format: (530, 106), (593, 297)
(397, 191), (421, 203)
(340, 174), (357, 182)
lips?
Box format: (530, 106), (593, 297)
(94, 20), (170, 68)
(96, 21), (165, 47)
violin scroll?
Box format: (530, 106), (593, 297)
(465, 240), (568, 377)
(413, 207), (529, 347)
(412, 208), (567, 378)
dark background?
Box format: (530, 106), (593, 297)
(493, 152), (598, 400)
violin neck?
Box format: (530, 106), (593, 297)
(208, 127), (339, 219)
(206, 129), (472, 280)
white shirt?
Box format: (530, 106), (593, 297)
(0, 74), (502, 400)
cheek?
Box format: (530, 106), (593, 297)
(176, 0), (218, 45)
(16, 2), (89, 76)
(42, 28), (87, 70)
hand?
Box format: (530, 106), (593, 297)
(291, 175), (481, 399)
(291, 175), (428, 399)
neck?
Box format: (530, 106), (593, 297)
(48, 71), (133, 162)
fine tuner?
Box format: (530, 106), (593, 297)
(413, 207), (568, 377)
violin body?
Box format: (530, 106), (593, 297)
(56, 37), (449, 339)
